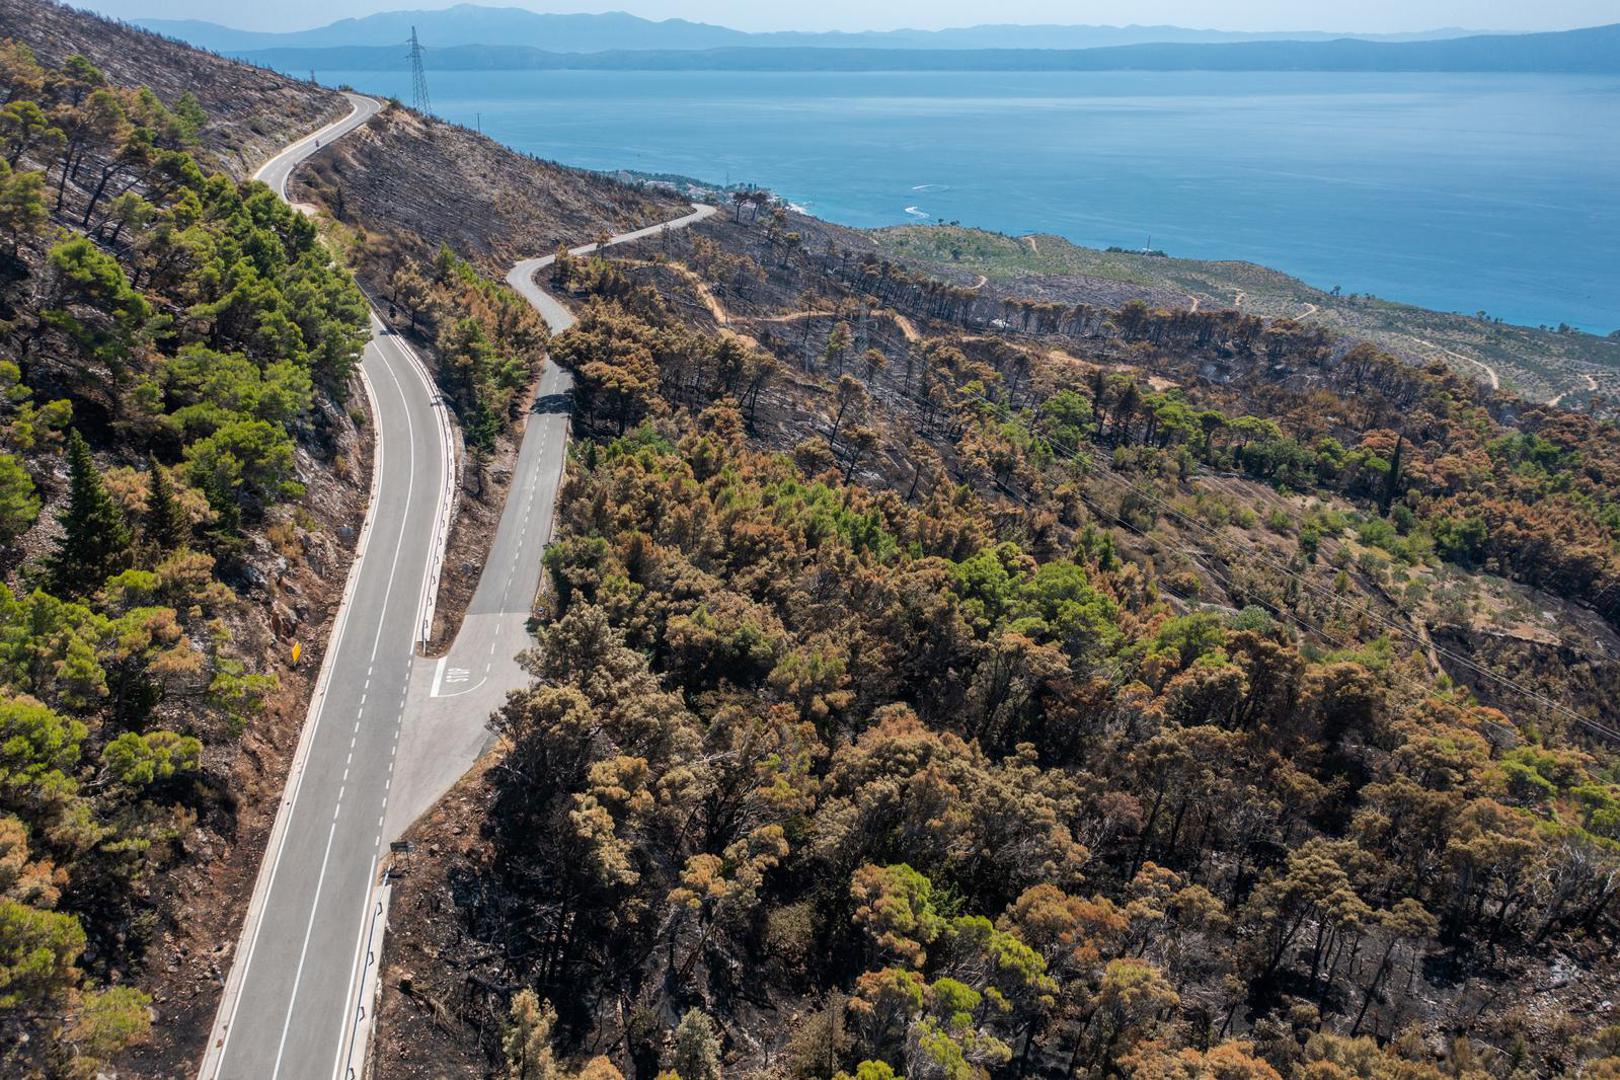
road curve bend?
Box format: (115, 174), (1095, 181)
(203, 91), (717, 1078)
(200, 93), (456, 1080)
(507, 203), (717, 332)
(386, 202), (719, 831)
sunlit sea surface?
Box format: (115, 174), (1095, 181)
(319, 68), (1620, 332)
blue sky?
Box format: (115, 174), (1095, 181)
(93, 1), (1620, 34)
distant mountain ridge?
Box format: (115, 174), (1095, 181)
(225, 23), (1620, 75)
(138, 4), (1494, 55)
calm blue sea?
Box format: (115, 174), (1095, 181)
(319, 68), (1620, 333)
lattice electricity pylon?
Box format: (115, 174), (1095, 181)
(406, 26), (431, 114)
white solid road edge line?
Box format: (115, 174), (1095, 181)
(334, 876), (392, 1080)
(198, 355), (385, 1079)
(352, 295), (461, 654)
(208, 177), (713, 1075)
(330, 853), (382, 1080)
(198, 95), (396, 1080)
(391, 327), (459, 649)
(256, 89), (459, 657)
(325, 201), (720, 1076)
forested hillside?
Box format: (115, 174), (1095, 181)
(0, 0), (343, 177)
(374, 200), (1620, 1080)
(2, 2), (1618, 1078)
(287, 98), (686, 642)
(0, 2), (698, 1071)
(0, 30), (372, 1077)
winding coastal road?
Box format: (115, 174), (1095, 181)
(202, 92), (457, 1080)
(201, 95), (715, 1080)
(389, 202), (718, 835)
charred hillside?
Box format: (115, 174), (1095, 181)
(371, 189), (1620, 1080)
(0, 0), (344, 176)
(291, 100), (687, 271)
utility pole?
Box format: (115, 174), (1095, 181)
(407, 26), (432, 114)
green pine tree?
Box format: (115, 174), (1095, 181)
(0, 451), (40, 545)
(198, 466), (240, 539)
(143, 454), (187, 552)
(46, 429), (132, 596)
(671, 1009), (723, 1080)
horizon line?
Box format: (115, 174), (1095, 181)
(129, 7), (1562, 40)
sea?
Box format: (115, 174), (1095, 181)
(317, 68), (1620, 333)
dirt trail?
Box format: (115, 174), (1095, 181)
(641, 263), (925, 348)
(1547, 371), (1599, 408)
(889, 311), (922, 342)
(1048, 348), (1179, 391)
(1299, 302), (1319, 318)
(1023, 235), (1041, 256)
(623, 258), (763, 348)
(1411, 336), (1500, 391)
(677, 266), (732, 326)
(751, 306), (922, 344)
(759, 309), (840, 323)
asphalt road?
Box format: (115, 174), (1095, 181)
(201, 93), (456, 1080)
(202, 93), (715, 1079)
(388, 202), (719, 832)
(507, 203), (718, 332)
(385, 354), (573, 835)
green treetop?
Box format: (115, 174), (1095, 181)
(46, 430), (133, 597)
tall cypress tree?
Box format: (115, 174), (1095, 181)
(1381, 432), (1405, 516)
(47, 429), (132, 596)
(143, 453), (187, 552)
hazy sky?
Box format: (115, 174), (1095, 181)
(92, 1), (1620, 34)
(94, 1), (1620, 34)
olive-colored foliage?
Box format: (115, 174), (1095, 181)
(0, 47), (340, 1070)
(681, 229), (1620, 640)
(385, 245), (546, 450)
(0, 450), (39, 545)
(459, 278), (1620, 1080)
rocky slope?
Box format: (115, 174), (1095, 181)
(292, 101), (687, 271)
(0, 0), (344, 177)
